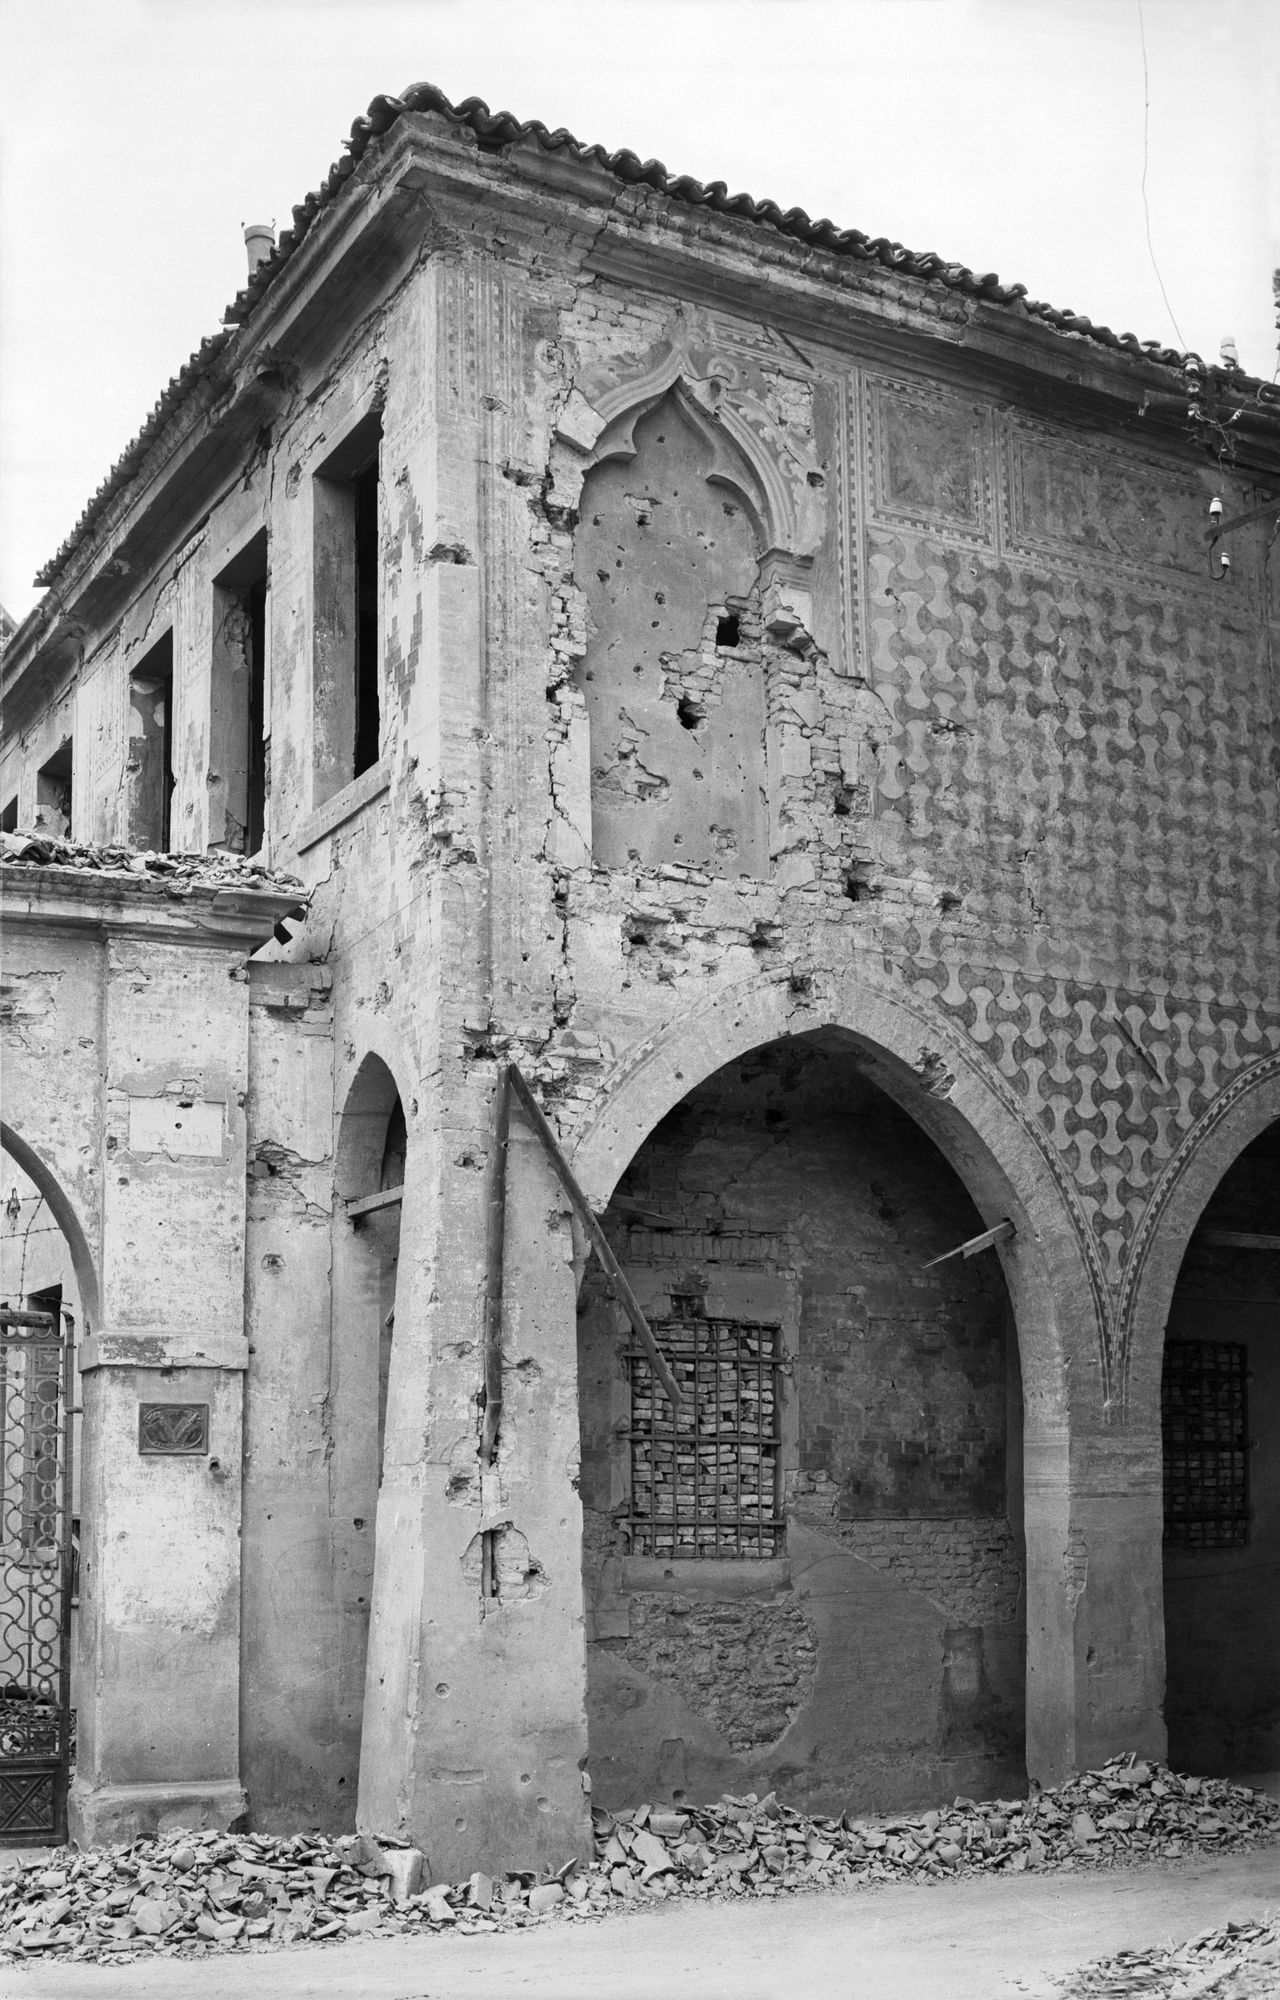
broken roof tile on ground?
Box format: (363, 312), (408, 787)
(2, 1759), (1276, 1968)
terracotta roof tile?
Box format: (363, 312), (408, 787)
(28, 82), (1279, 601)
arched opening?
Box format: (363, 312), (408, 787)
(1161, 1115), (1280, 1779)
(330, 1055), (406, 1798)
(578, 1028), (1025, 1817)
(1, 1137), (88, 1840)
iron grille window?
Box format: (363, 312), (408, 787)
(1162, 1340), (1249, 1549)
(0, 1332), (62, 1559)
(626, 1314), (782, 1559)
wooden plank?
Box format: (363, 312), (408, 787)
(922, 1219), (1015, 1270)
(1198, 1229), (1280, 1252)
(345, 1184), (404, 1219)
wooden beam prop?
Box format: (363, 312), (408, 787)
(480, 1071), (513, 1465)
(923, 1218), (1015, 1270)
(1197, 1229), (1280, 1252)
(345, 1184), (404, 1219)
(506, 1065), (683, 1409)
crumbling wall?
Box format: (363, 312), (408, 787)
(575, 392), (767, 876)
(578, 1033), (1025, 1815)
(9, 142), (1280, 1868)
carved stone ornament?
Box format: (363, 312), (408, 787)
(554, 314), (827, 649)
(138, 1402), (210, 1456)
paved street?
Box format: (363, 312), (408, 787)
(11, 1848), (1279, 2000)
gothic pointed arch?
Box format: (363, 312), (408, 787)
(554, 320), (826, 646)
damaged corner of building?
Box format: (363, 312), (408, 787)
(1, 75), (1278, 1944)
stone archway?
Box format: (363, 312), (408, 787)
(0, 1123), (100, 1332)
(567, 964), (1163, 1784)
(330, 1051), (409, 1814)
(1122, 1067), (1280, 1780)
(575, 1025), (1029, 1815)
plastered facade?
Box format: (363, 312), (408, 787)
(1, 101), (1277, 1875)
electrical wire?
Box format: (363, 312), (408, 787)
(1137, 0), (1189, 353)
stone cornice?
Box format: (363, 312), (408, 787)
(0, 863), (305, 952)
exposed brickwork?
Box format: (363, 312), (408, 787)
(789, 1487), (1024, 1627)
(614, 1590), (816, 1752)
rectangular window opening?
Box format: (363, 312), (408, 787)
(127, 630), (175, 852)
(1162, 1339), (1249, 1549)
(211, 531), (269, 854)
(0, 796), (17, 833)
(35, 739), (73, 840)
(2, 1286), (64, 1561)
(627, 1314), (783, 1560)
(313, 413), (383, 807)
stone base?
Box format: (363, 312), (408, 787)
(69, 1777), (247, 1847)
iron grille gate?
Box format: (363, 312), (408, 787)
(0, 1306), (74, 1843)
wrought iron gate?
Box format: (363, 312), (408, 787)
(0, 1306), (74, 1843)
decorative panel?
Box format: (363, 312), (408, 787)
(138, 1403), (210, 1456)
(1001, 422), (1248, 600)
(866, 377), (994, 547)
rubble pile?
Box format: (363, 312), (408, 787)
(1059, 1915), (1280, 1997)
(0, 828), (301, 890)
(1, 1759), (1276, 1965)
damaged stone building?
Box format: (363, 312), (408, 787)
(1, 85), (1277, 1872)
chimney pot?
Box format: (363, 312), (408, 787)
(243, 223), (276, 277)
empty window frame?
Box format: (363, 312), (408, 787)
(1162, 1340), (1249, 1549)
(627, 1309), (783, 1558)
(312, 414), (383, 805)
(34, 740), (73, 839)
(210, 532), (268, 853)
(0, 797), (16, 833)
(127, 630), (175, 852)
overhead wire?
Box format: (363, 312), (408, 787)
(1137, 0), (1189, 354)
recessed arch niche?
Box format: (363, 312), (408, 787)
(330, 1053), (407, 1772)
(576, 1027), (1027, 1816)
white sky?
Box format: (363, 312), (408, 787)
(1, 0), (1276, 625)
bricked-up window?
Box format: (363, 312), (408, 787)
(1162, 1341), (1249, 1549)
(627, 1314), (782, 1558)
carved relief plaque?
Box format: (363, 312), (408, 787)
(138, 1403), (209, 1455)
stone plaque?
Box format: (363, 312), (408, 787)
(127, 1096), (224, 1158)
(138, 1402), (209, 1456)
